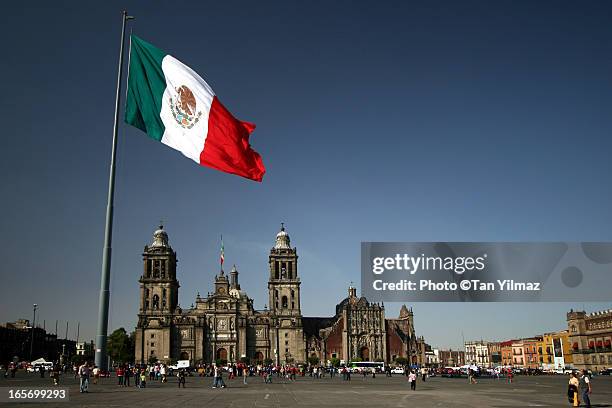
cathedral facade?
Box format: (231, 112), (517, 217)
(134, 224), (424, 366)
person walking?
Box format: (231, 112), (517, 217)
(160, 364), (167, 383)
(408, 370), (417, 391)
(51, 363), (60, 386)
(78, 362), (90, 393)
(579, 370), (592, 408)
(243, 365), (248, 385)
(568, 372), (579, 406)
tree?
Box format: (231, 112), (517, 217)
(395, 357), (408, 366)
(240, 356), (250, 365)
(330, 357), (341, 368)
(308, 355), (320, 366)
(148, 355), (158, 365)
(215, 358), (227, 367)
(263, 358), (273, 366)
(107, 328), (135, 364)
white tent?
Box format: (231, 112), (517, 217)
(30, 358), (49, 365)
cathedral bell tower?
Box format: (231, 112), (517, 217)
(135, 224), (179, 364)
(268, 224), (301, 316)
(139, 225), (179, 314)
(268, 224), (305, 364)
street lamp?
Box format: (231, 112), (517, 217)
(29, 304), (38, 361)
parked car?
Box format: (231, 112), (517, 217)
(390, 367), (405, 374)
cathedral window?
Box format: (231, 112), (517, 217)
(291, 290), (295, 298)
(160, 261), (166, 278)
(292, 302), (295, 309)
(282, 296), (288, 308)
(146, 260), (152, 277)
(152, 294), (160, 310)
(153, 260), (160, 278)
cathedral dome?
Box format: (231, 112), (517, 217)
(151, 224), (169, 247)
(274, 223), (291, 249)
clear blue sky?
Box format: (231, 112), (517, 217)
(1, 0), (611, 349)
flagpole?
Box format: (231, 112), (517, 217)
(95, 10), (133, 371)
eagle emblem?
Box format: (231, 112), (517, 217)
(169, 85), (202, 129)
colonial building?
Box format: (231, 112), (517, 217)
(134, 224), (423, 366)
(464, 340), (490, 367)
(567, 308), (612, 371)
(303, 290), (425, 366)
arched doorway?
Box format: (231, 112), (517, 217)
(216, 348), (228, 361)
(180, 351), (189, 361)
(254, 352), (264, 363)
(360, 346), (370, 361)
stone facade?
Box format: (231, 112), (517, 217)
(567, 308), (612, 372)
(134, 224), (423, 366)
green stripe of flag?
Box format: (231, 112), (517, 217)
(124, 35), (167, 141)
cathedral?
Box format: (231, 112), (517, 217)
(134, 224), (425, 366)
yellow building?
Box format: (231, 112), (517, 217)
(538, 330), (572, 370)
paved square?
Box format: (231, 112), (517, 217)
(1, 373), (611, 407)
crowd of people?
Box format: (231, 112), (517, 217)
(1, 360), (598, 406)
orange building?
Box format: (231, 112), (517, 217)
(500, 340), (515, 366)
(523, 337), (542, 369)
(512, 341), (525, 367)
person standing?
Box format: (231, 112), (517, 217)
(579, 370), (592, 408)
(139, 369), (146, 388)
(124, 365), (131, 387)
(116, 365), (124, 386)
(134, 367), (140, 388)
(408, 370), (417, 391)
(177, 369), (186, 388)
(92, 366), (99, 385)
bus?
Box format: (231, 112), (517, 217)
(350, 361), (385, 373)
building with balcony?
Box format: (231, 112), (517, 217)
(567, 309), (612, 372)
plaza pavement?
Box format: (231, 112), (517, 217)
(1, 372), (611, 407)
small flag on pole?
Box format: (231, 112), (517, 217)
(220, 235), (225, 268)
(124, 35), (266, 181)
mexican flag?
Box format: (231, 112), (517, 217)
(125, 35), (266, 182)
